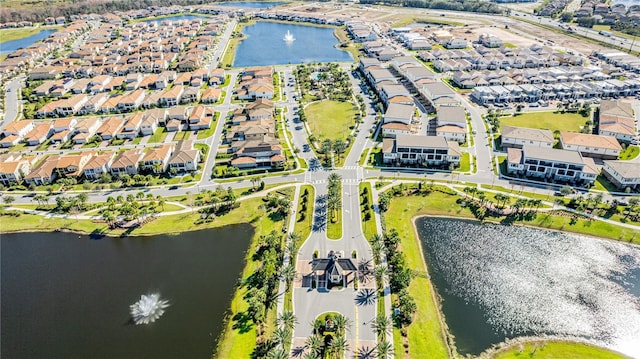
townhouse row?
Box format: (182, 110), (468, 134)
(0, 140), (201, 186)
(471, 80), (640, 107)
(32, 70), (225, 118)
(1, 105), (214, 148)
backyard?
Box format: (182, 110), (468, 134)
(305, 100), (356, 142)
(500, 111), (588, 132)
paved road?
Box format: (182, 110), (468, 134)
(1, 76), (25, 128)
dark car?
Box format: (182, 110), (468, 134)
(303, 144), (310, 152)
(168, 185), (179, 190)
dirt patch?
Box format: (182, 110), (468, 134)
(452, 26), (539, 47)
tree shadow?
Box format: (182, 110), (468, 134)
(231, 311), (254, 334)
(355, 288), (376, 306)
(291, 345), (306, 358)
(356, 345), (376, 359)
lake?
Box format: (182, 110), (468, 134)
(0, 226), (252, 359)
(233, 21), (353, 67)
(1, 29), (57, 54)
(215, 1), (285, 8)
(416, 217), (640, 358)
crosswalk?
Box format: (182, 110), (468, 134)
(304, 178), (361, 185)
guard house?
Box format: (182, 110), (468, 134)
(311, 251), (357, 289)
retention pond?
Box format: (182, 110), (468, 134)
(416, 217), (640, 358)
(1, 225), (252, 359)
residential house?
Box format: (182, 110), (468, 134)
(139, 144), (174, 173)
(117, 89), (146, 112)
(117, 112), (144, 139)
(382, 134), (461, 167)
(53, 153), (93, 178)
(500, 126), (555, 149)
(110, 148), (144, 176)
(382, 103), (414, 137)
(56, 94), (88, 116)
(602, 160), (640, 191)
(3, 120), (34, 138)
(24, 122), (52, 145)
(506, 145), (597, 185)
(83, 151), (115, 180)
(168, 140), (200, 173)
(0, 155), (31, 185)
(72, 117), (102, 144)
(598, 100), (637, 143)
(559, 132), (622, 159)
(96, 117), (124, 140)
(24, 155), (59, 185)
(436, 106), (467, 144)
(159, 85), (184, 107)
(230, 136), (284, 169)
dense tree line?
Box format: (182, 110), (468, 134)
(358, 0), (502, 15)
(2, 0), (214, 23)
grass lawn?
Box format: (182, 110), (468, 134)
(593, 174), (619, 193)
(148, 127), (168, 143)
(196, 127), (216, 140)
(359, 182), (377, 241)
(293, 185), (315, 241)
(131, 136), (142, 145)
(0, 25), (60, 43)
(618, 145), (639, 160)
(305, 100), (356, 142)
(455, 152), (471, 173)
(174, 130), (191, 141)
(492, 340), (628, 359)
(500, 112), (588, 132)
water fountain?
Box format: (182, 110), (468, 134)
(130, 293), (170, 325)
(283, 30), (295, 42)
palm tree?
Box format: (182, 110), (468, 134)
(373, 315), (391, 337)
(277, 310), (298, 331)
(267, 348), (288, 359)
(286, 233), (300, 256)
(306, 334), (324, 356)
(328, 336), (348, 358)
(332, 314), (350, 337)
(328, 173), (342, 183)
(376, 340), (394, 359)
(374, 264), (389, 286)
(3, 195), (15, 205)
(272, 327), (292, 347)
(281, 264), (296, 291)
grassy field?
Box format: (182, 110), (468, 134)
(385, 191), (458, 359)
(500, 112), (588, 132)
(618, 145), (639, 160)
(326, 196), (343, 240)
(305, 100), (356, 143)
(0, 25), (61, 43)
(492, 341), (628, 359)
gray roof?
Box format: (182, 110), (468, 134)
(523, 145), (584, 164)
(368, 68), (395, 83)
(604, 160), (640, 178)
(396, 134), (448, 149)
(437, 106), (466, 125)
(385, 103), (414, 120)
(422, 82), (456, 97)
(502, 125), (554, 143)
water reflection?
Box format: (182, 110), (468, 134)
(417, 217), (640, 357)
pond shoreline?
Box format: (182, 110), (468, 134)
(407, 213), (638, 359)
